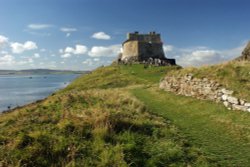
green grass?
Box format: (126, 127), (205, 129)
(0, 89), (207, 166)
(0, 63), (250, 166)
(132, 87), (250, 166)
(62, 64), (180, 92)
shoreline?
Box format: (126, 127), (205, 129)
(0, 73), (83, 115)
(1, 98), (46, 115)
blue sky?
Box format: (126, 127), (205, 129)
(0, 0), (250, 70)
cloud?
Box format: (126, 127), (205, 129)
(91, 32), (111, 40)
(60, 44), (88, 58)
(60, 27), (77, 32)
(66, 33), (71, 37)
(61, 53), (72, 58)
(0, 54), (14, 65)
(60, 27), (77, 37)
(93, 58), (100, 61)
(163, 45), (173, 53)
(88, 44), (121, 57)
(82, 59), (93, 66)
(0, 35), (8, 48)
(10, 41), (38, 54)
(27, 24), (53, 30)
(165, 43), (246, 67)
(33, 53), (40, 58)
(59, 49), (64, 54)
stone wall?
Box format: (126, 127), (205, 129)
(159, 74), (250, 112)
(122, 41), (139, 61)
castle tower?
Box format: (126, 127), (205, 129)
(120, 31), (175, 65)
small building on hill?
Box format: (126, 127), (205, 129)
(118, 31), (176, 65)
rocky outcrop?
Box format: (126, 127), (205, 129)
(236, 42), (250, 61)
(159, 74), (250, 112)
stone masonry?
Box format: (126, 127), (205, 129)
(159, 74), (250, 112)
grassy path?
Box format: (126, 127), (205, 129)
(132, 87), (250, 167)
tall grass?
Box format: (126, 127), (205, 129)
(0, 89), (206, 166)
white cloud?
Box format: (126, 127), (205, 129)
(59, 49), (64, 54)
(66, 33), (71, 37)
(60, 27), (77, 37)
(0, 35), (8, 48)
(60, 27), (77, 32)
(166, 43), (246, 67)
(62, 45), (88, 57)
(1, 51), (8, 54)
(27, 24), (53, 30)
(33, 53), (40, 58)
(82, 59), (93, 66)
(74, 45), (88, 54)
(88, 44), (121, 57)
(28, 58), (34, 63)
(10, 41), (38, 54)
(91, 32), (111, 40)
(163, 45), (174, 53)
(0, 54), (14, 65)
(93, 58), (100, 61)
(65, 47), (74, 53)
(61, 53), (71, 58)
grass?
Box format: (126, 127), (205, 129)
(62, 64), (180, 92)
(0, 89), (206, 166)
(0, 63), (250, 166)
(132, 87), (250, 166)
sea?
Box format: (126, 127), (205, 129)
(0, 74), (80, 113)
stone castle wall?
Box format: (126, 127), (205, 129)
(122, 41), (139, 61)
(159, 74), (250, 112)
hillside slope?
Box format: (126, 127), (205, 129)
(0, 63), (250, 166)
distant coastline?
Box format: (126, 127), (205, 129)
(0, 69), (90, 75)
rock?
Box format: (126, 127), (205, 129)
(232, 104), (248, 111)
(159, 82), (166, 89)
(160, 75), (250, 113)
(235, 41), (250, 61)
(221, 94), (228, 101)
(221, 88), (233, 95)
(223, 101), (230, 107)
(203, 78), (208, 82)
(240, 99), (245, 105)
(244, 103), (250, 107)
(227, 96), (239, 104)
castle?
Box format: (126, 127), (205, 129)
(118, 31), (176, 65)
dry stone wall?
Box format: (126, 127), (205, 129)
(159, 74), (250, 112)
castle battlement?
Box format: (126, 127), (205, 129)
(126, 31), (162, 44)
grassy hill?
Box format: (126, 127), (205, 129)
(0, 62), (250, 166)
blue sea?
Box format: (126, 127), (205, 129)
(0, 74), (80, 113)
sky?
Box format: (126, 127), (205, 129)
(0, 0), (250, 70)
